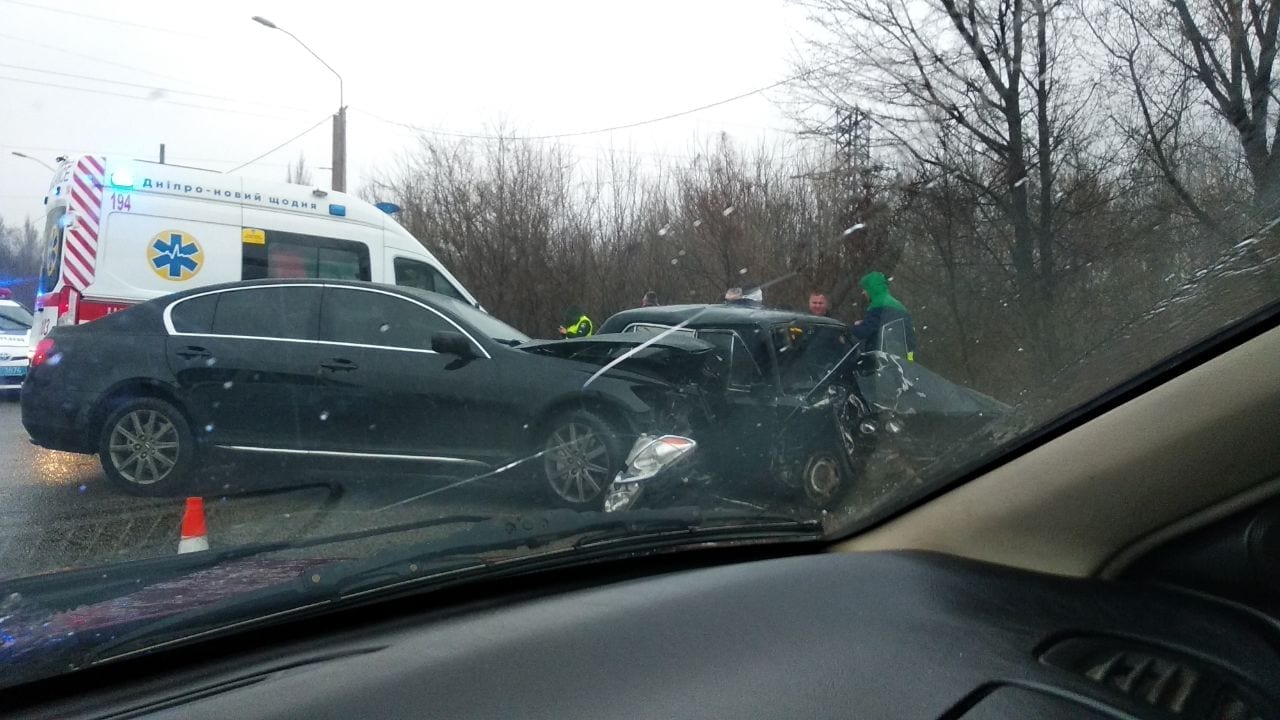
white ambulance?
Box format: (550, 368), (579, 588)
(30, 155), (475, 346)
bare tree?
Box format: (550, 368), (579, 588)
(0, 215), (43, 307)
(789, 0), (1098, 363)
(286, 152), (314, 186)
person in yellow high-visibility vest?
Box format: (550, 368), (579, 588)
(558, 305), (595, 338)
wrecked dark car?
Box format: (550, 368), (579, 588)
(535, 304), (1009, 512)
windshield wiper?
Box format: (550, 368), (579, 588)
(77, 509), (819, 667)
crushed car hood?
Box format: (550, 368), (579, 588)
(519, 333), (722, 385)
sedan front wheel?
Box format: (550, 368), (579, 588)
(540, 410), (625, 508)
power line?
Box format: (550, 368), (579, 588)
(0, 62), (318, 114)
(0, 74), (304, 121)
(225, 116), (331, 173)
(2, 144), (290, 168)
(0, 31), (196, 85)
(0, 0), (214, 40)
(351, 56), (844, 142)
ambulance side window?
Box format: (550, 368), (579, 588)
(393, 257), (466, 301)
(242, 230), (370, 282)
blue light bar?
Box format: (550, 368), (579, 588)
(329, 204), (346, 216)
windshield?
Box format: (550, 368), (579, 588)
(1, 0), (1278, 692)
(429, 292), (531, 345)
(0, 304), (32, 332)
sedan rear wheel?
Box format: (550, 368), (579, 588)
(541, 410), (624, 508)
(99, 397), (195, 496)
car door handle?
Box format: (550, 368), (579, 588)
(320, 358), (358, 372)
(176, 346), (212, 360)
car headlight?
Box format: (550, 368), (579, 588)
(603, 481), (643, 513)
(621, 434), (697, 481)
(604, 435), (698, 513)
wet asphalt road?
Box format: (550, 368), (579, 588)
(0, 390), (916, 583)
(0, 394), (538, 580)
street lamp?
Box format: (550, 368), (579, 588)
(252, 15), (346, 192)
(10, 151), (55, 172)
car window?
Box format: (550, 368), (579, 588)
(622, 322), (697, 339)
(320, 287), (453, 350)
(0, 303), (32, 332)
(394, 257), (466, 302)
(696, 329), (766, 388)
(774, 324), (856, 392)
(242, 230), (371, 282)
(210, 286), (321, 340)
(168, 294), (218, 334)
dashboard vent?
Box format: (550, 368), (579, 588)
(1041, 637), (1268, 719)
(1080, 647), (1199, 712)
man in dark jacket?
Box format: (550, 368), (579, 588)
(851, 271), (917, 361)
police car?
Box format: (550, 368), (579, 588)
(0, 289), (33, 392)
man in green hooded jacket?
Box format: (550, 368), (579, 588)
(851, 271), (917, 361)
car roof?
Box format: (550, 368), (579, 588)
(161, 278), (438, 304)
(601, 304), (847, 332)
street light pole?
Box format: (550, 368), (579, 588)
(10, 152), (55, 172)
(252, 15), (345, 192)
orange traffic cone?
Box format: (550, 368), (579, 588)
(178, 496), (209, 554)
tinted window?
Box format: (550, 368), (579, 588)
(211, 286), (321, 340)
(241, 230), (370, 282)
(168, 294), (217, 333)
(394, 257), (465, 301)
(321, 288), (453, 350)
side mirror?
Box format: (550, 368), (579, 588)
(432, 331), (474, 358)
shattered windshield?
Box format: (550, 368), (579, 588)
(1, 0), (1278, 691)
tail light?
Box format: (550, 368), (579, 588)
(39, 286), (78, 326)
(31, 338), (55, 367)
(37, 287), (130, 325)
(78, 298), (131, 322)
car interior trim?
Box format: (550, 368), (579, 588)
(835, 323), (1280, 578)
(1095, 474), (1280, 579)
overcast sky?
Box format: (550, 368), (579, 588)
(0, 0), (812, 225)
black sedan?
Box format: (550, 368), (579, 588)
(21, 280), (675, 504)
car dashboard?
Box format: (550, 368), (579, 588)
(10, 548), (1279, 719)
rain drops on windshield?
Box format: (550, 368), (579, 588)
(2, 0), (1279, 693)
